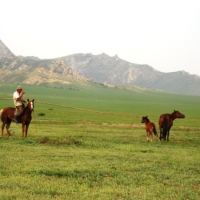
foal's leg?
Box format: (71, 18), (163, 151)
(150, 131), (153, 142)
(146, 130), (150, 142)
(146, 130), (149, 142)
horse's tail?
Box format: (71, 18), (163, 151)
(163, 117), (168, 140)
(152, 124), (157, 136)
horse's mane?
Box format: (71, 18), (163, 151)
(143, 116), (150, 122)
(171, 110), (177, 115)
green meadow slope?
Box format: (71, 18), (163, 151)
(1, 83), (199, 126)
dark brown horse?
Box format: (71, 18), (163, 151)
(158, 110), (185, 141)
(0, 99), (34, 137)
(141, 116), (159, 142)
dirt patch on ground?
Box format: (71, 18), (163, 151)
(34, 119), (144, 128)
(76, 122), (142, 128)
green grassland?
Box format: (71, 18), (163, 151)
(0, 83), (199, 199)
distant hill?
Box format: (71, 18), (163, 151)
(61, 53), (200, 96)
(1, 40), (200, 96)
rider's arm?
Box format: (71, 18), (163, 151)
(16, 91), (25, 101)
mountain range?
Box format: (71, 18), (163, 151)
(1, 39), (200, 96)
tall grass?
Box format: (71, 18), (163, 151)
(0, 83), (199, 199)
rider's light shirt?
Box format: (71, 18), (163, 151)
(13, 91), (22, 106)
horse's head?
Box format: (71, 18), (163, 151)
(141, 116), (150, 123)
(172, 110), (185, 119)
(27, 99), (35, 111)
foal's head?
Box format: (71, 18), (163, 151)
(141, 116), (150, 123)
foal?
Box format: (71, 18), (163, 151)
(141, 116), (159, 142)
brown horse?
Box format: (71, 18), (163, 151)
(141, 116), (159, 142)
(158, 110), (185, 141)
(0, 99), (34, 137)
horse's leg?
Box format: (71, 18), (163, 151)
(25, 124), (29, 137)
(1, 122), (5, 136)
(159, 127), (163, 141)
(22, 123), (25, 137)
(5, 122), (11, 136)
(163, 129), (167, 140)
(167, 128), (171, 141)
(164, 128), (168, 141)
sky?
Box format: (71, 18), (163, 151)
(1, 0), (200, 76)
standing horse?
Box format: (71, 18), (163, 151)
(158, 110), (185, 141)
(0, 99), (34, 137)
(141, 116), (159, 142)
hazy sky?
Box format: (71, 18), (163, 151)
(1, 0), (200, 76)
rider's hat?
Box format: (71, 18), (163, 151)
(17, 86), (22, 90)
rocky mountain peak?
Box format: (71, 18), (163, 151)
(0, 40), (15, 58)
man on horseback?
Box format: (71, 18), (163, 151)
(12, 86), (26, 123)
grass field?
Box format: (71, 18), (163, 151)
(0, 83), (199, 199)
